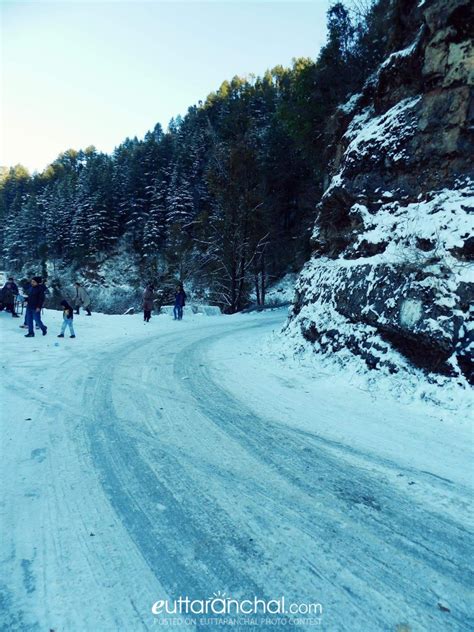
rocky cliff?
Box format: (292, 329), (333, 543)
(287, 0), (474, 381)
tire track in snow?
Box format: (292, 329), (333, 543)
(82, 322), (303, 631)
(3, 312), (472, 631)
(173, 327), (473, 631)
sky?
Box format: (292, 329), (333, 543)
(1, 0), (333, 173)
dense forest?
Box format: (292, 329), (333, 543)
(0, 1), (391, 312)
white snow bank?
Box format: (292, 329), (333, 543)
(159, 304), (221, 316)
(281, 296), (473, 419)
(209, 313), (473, 513)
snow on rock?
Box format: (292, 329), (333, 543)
(344, 96), (421, 167)
(286, 0), (474, 383)
(338, 92), (363, 116)
(379, 33), (421, 71)
(400, 299), (423, 328)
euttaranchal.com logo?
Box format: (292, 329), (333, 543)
(151, 591), (323, 626)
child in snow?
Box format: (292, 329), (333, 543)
(58, 300), (76, 338)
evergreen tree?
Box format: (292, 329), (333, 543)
(166, 166), (194, 229)
(142, 176), (167, 271)
(0, 0), (391, 310)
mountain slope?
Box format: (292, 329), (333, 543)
(287, 0), (473, 380)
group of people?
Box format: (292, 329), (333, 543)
(0, 277), (92, 338)
(142, 282), (187, 322)
(2, 275), (188, 336)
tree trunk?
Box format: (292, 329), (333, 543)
(230, 252), (237, 313)
(255, 271), (261, 306)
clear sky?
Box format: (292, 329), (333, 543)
(1, 0), (332, 173)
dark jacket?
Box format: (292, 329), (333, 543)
(2, 283), (17, 303)
(27, 285), (46, 310)
(1, 287), (12, 303)
(63, 306), (74, 320)
(174, 290), (186, 307)
(3, 282), (18, 296)
(22, 284), (32, 305)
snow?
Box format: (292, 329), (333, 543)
(399, 298), (423, 326)
(160, 303), (222, 316)
(379, 30), (421, 71)
(338, 92), (362, 115)
(321, 96), (423, 200)
(357, 185), (473, 250)
(249, 273), (298, 307)
(344, 96), (421, 165)
(346, 183), (474, 294)
(306, 180), (474, 359)
(217, 313), (472, 488)
(1, 308), (472, 630)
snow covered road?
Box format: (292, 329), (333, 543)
(1, 309), (472, 631)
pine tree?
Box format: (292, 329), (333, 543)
(166, 166), (194, 229)
(142, 176), (167, 268)
(70, 169), (92, 258)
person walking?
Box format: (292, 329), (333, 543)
(1, 278), (19, 317)
(19, 280), (32, 328)
(143, 284), (155, 323)
(24, 276), (47, 337)
(173, 283), (187, 321)
(57, 300), (76, 338)
(74, 282), (92, 315)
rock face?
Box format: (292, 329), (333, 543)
(287, 0), (474, 380)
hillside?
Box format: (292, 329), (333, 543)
(286, 0), (473, 382)
(0, 2), (390, 314)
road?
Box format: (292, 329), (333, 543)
(1, 311), (472, 631)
